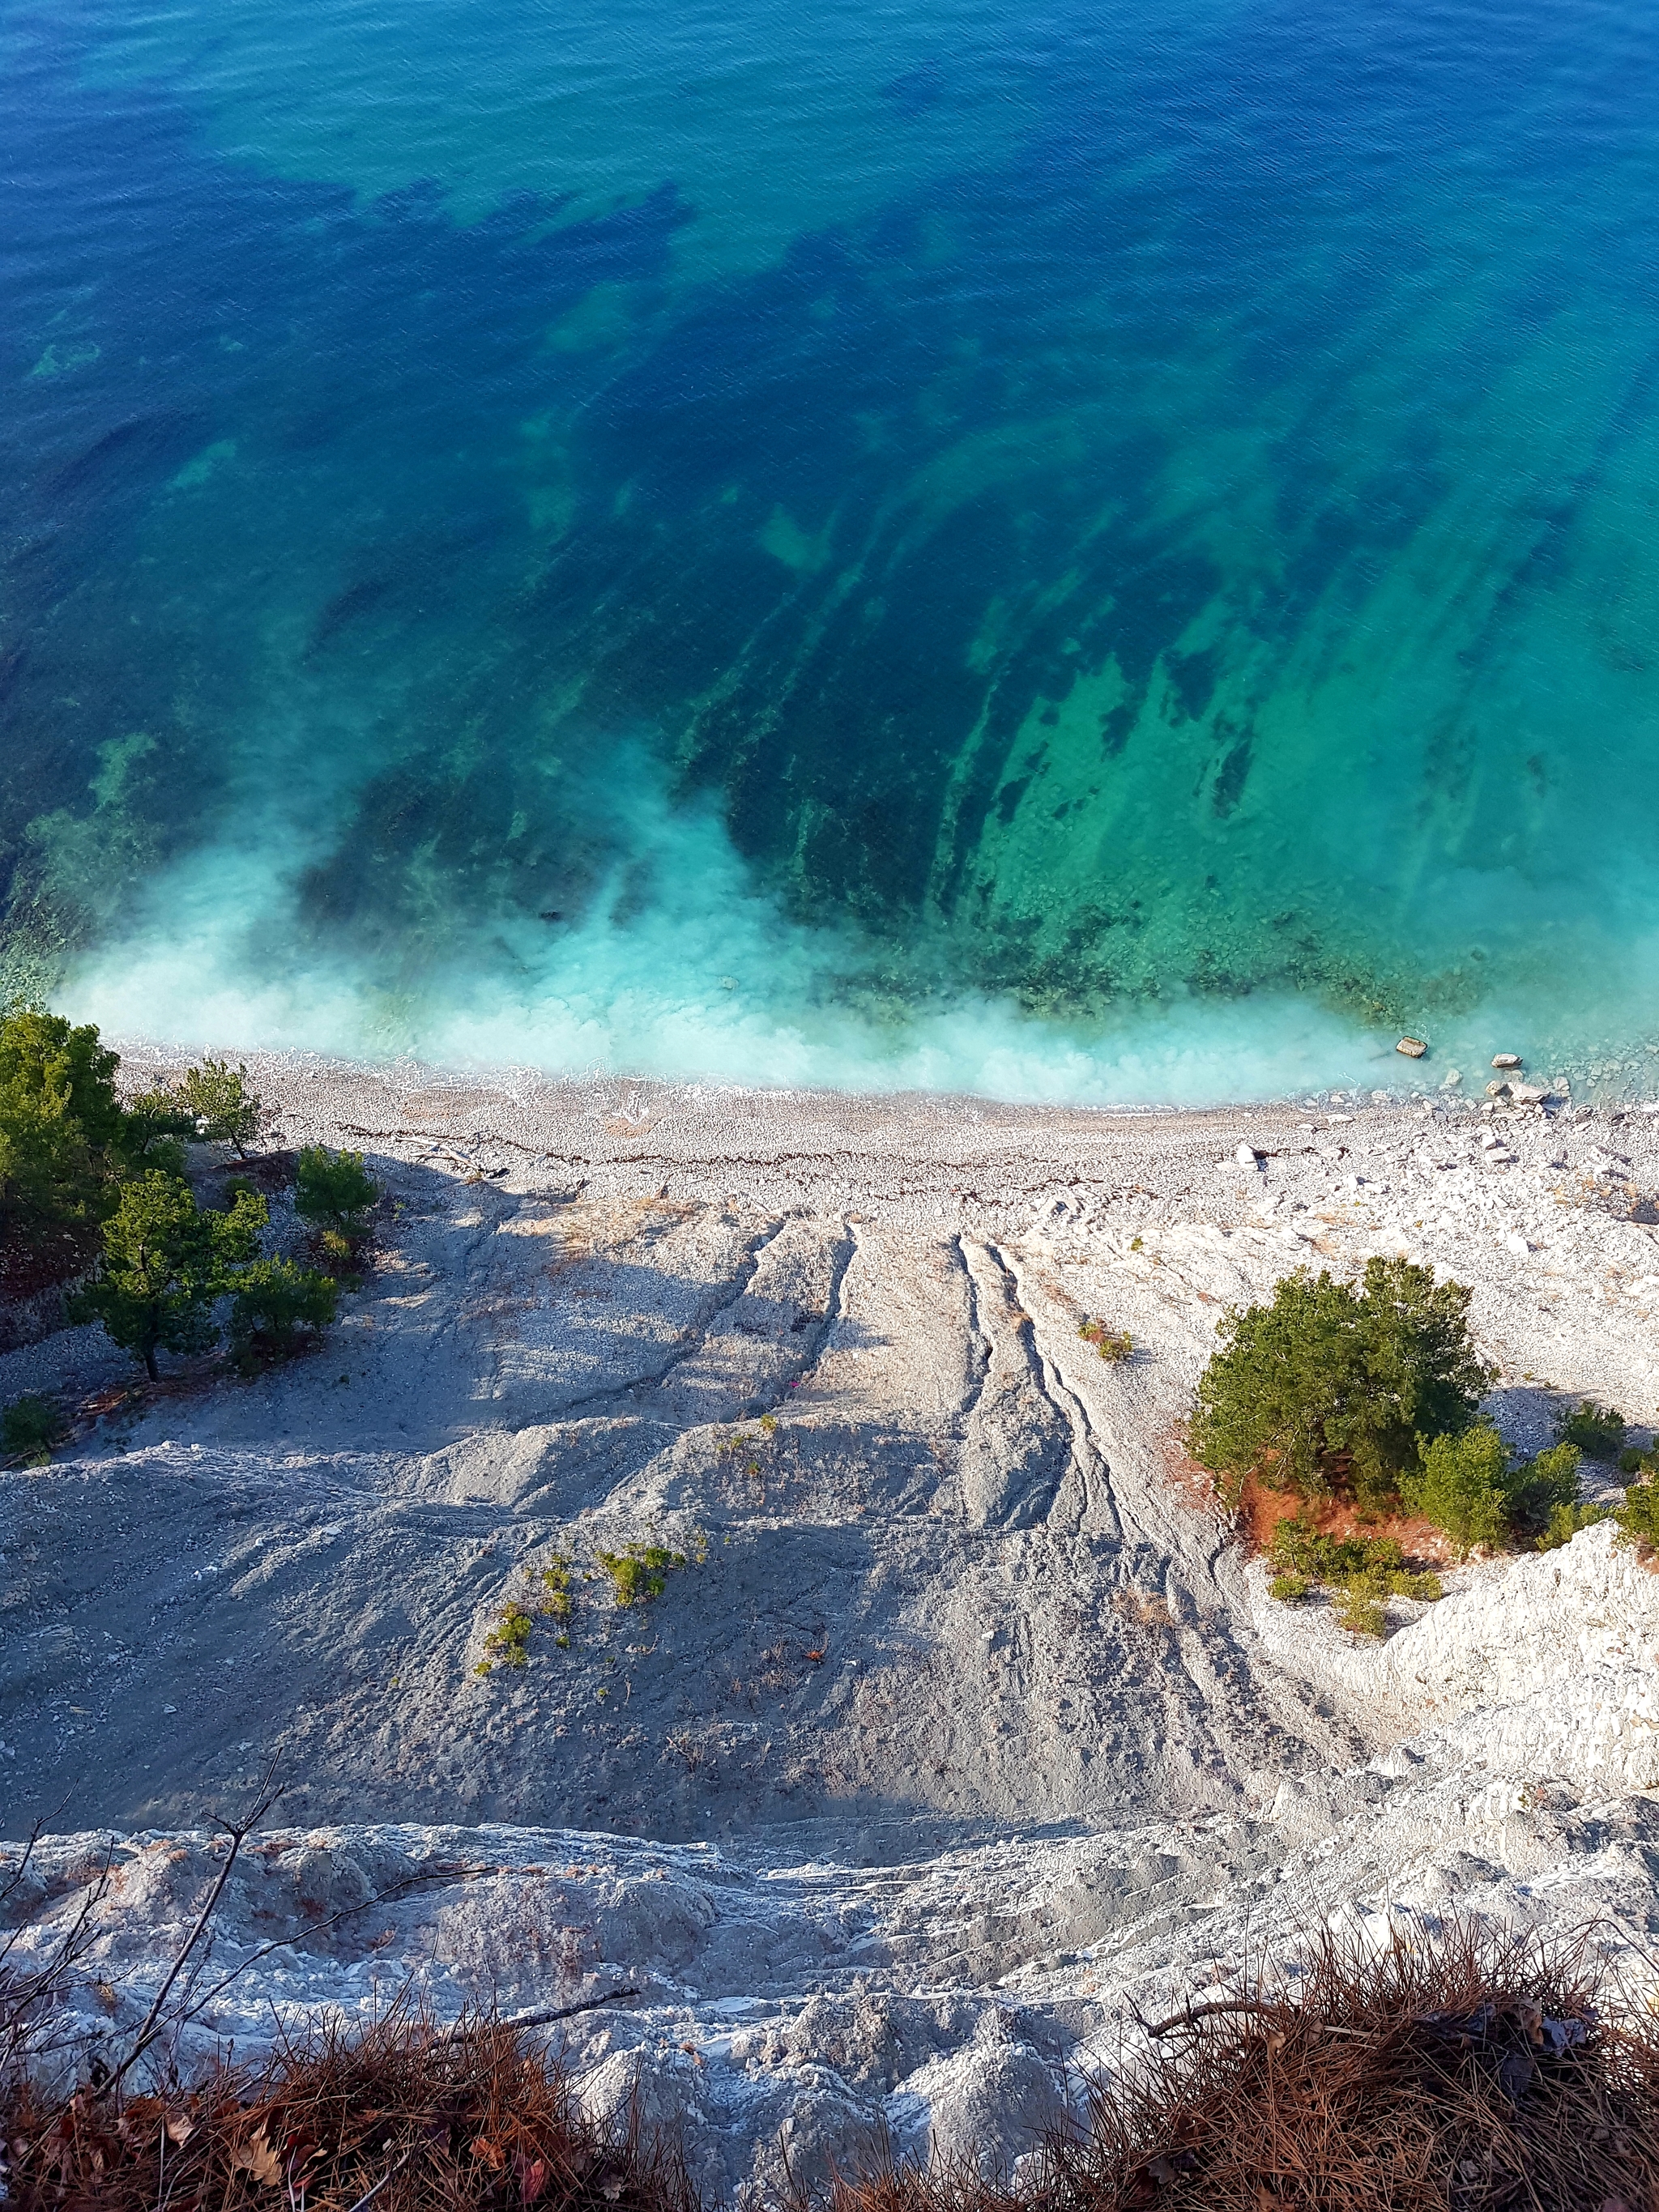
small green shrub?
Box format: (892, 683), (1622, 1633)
(1333, 1584), (1388, 1639)
(1400, 1424), (1510, 1557)
(476, 1603), (535, 1673)
(1537, 1501), (1613, 1552)
(312, 1225), (357, 1273)
(175, 1059), (264, 1155)
(1267, 1515), (1441, 1636)
(230, 1258), (339, 1357)
(473, 1561), (574, 1674)
(1270, 1519), (1386, 1583)
(1557, 1400), (1627, 1458)
(1615, 1478), (1659, 1555)
(1401, 1427), (1584, 1551)
(597, 1542), (686, 1607)
(2, 1393), (64, 1466)
(1190, 1258), (1492, 1512)
(1080, 1319), (1134, 1362)
(295, 1146), (379, 1238)
(1618, 1446), (1653, 1476)
(1506, 1440), (1583, 1534)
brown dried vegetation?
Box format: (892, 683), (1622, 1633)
(811, 1924), (1659, 2212)
(5, 1853), (1657, 2212)
(1, 2013), (693, 2212)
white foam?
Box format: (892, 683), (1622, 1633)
(64, 746), (1404, 1106)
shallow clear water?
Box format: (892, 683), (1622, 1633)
(6, 0), (1659, 1101)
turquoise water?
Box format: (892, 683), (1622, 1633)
(6, 0), (1659, 1101)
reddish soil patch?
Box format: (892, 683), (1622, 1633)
(0, 1217), (97, 1309)
(1159, 1431), (1222, 1515)
(1240, 1477), (1452, 1569)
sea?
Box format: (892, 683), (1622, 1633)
(5, 0), (1659, 1104)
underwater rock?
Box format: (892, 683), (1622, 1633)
(1396, 1038), (1427, 1058)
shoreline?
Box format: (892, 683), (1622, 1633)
(104, 1034), (1636, 1210)
(11, 1035), (1648, 1426)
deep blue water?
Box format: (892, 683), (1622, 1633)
(5, 0), (1659, 1100)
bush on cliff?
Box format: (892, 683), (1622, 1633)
(1267, 1516), (1441, 1636)
(69, 1170), (267, 1379)
(1397, 1423), (1512, 1555)
(1397, 1427), (1586, 1557)
(0, 1008), (130, 1232)
(175, 1056), (265, 1154)
(1556, 1397), (1626, 1458)
(1616, 1475), (1659, 1555)
(296, 1144), (378, 1242)
(2, 1392), (64, 1467)
(0, 1011), (254, 1246)
(114, 1086), (196, 1174)
(230, 1255), (339, 1361)
(1506, 1440), (1587, 1533)
(1191, 1258), (1492, 1513)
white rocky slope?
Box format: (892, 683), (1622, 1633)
(10, 1527), (1659, 2205)
(3, 1067), (1659, 2201)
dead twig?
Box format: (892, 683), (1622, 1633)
(1139, 1997), (1286, 2038)
(1, 1831), (117, 2073)
(340, 2145), (416, 2212)
(1139, 1996), (1375, 2041)
(100, 1765), (283, 2094)
(439, 1988), (642, 2038)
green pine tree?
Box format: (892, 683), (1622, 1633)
(0, 1008), (126, 1230)
(1190, 1258), (1493, 1511)
(176, 1059), (266, 1156)
(295, 1146), (378, 1238)
(231, 1258), (339, 1357)
(70, 1171), (267, 1379)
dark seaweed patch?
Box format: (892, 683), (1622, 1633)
(41, 412), (206, 507)
(307, 577), (393, 656)
(1166, 641), (1222, 722)
(995, 775), (1031, 826)
(1211, 734), (1254, 819)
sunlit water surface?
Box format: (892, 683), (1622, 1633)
(6, 0), (1659, 1102)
